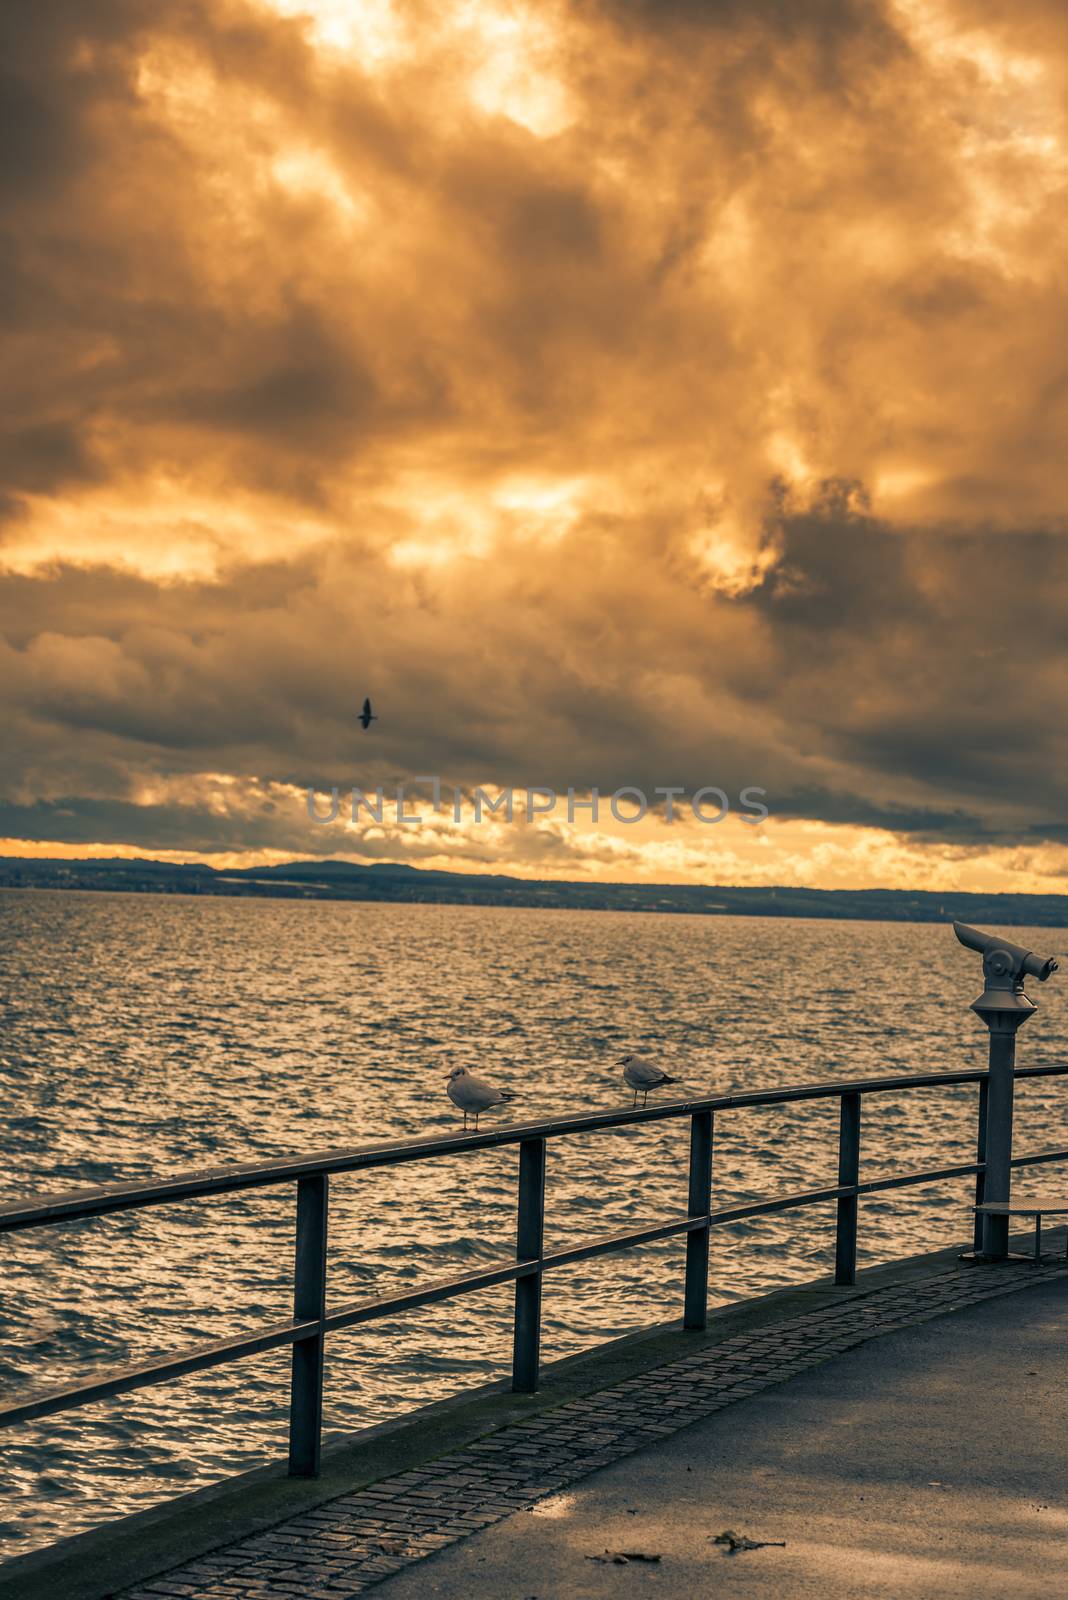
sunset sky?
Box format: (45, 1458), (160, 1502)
(3, 0), (1068, 890)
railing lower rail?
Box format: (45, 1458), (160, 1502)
(1, 1063), (1066, 1476)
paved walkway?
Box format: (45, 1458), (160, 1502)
(118, 1253), (1068, 1599)
(381, 1271), (1068, 1600)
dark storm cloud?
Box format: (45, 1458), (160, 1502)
(0, 1), (146, 198)
(0, 422), (100, 496)
(0, 797), (289, 854)
(735, 509), (1068, 805)
(2, 503), (1066, 853)
(587, 0), (896, 46)
(0, 0), (418, 509)
(166, 304), (381, 443)
(768, 788), (984, 838)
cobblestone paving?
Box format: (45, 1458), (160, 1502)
(120, 1257), (1068, 1599)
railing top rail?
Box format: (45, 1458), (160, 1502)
(1, 1062), (1064, 1236)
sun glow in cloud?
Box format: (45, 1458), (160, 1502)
(892, 0), (1068, 276)
(263, 0), (574, 134)
(1, 487), (339, 581)
(270, 146), (370, 223)
(459, 2), (574, 137)
(8, 807), (1068, 896)
(263, 0), (408, 59)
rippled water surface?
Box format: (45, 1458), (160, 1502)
(2, 889), (1066, 1554)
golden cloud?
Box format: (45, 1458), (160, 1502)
(2, 0), (1068, 886)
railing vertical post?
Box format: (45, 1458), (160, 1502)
(835, 1092), (861, 1285)
(973, 1076), (989, 1252)
(288, 1172), (328, 1477)
(684, 1110), (714, 1329)
(981, 1021), (1019, 1259)
(512, 1137), (545, 1393)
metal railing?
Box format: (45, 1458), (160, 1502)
(1, 1063), (1066, 1477)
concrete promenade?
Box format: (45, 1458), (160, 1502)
(3, 1236), (1066, 1600)
(384, 1266), (1068, 1600)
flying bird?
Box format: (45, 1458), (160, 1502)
(445, 1066), (516, 1130)
(619, 1053), (679, 1107)
(359, 697), (376, 730)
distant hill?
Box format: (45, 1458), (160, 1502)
(2, 854), (1068, 926)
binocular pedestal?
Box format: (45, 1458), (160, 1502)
(953, 921), (1057, 1264)
(972, 1007), (1030, 1261)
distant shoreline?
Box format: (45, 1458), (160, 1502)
(3, 856), (1068, 928)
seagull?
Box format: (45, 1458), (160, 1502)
(619, 1053), (679, 1107)
(445, 1066), (516, 1130)
(359, 697), (376, 730)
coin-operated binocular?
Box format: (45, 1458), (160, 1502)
(953, 921), (1058, 1018)
(954, 922), (1059, 1262)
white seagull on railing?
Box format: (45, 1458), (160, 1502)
(445, 1067), (516, 1130)
(619, 1053), (680, 1107)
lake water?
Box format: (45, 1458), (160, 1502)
(1, 889), (1066, 1555)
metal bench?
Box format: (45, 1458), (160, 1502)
(974, 1200), (1068, 1262)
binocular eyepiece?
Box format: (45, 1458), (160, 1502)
(953, 921), (1059, 986)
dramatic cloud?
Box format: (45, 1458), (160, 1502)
(2, 0), (1067, 887)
